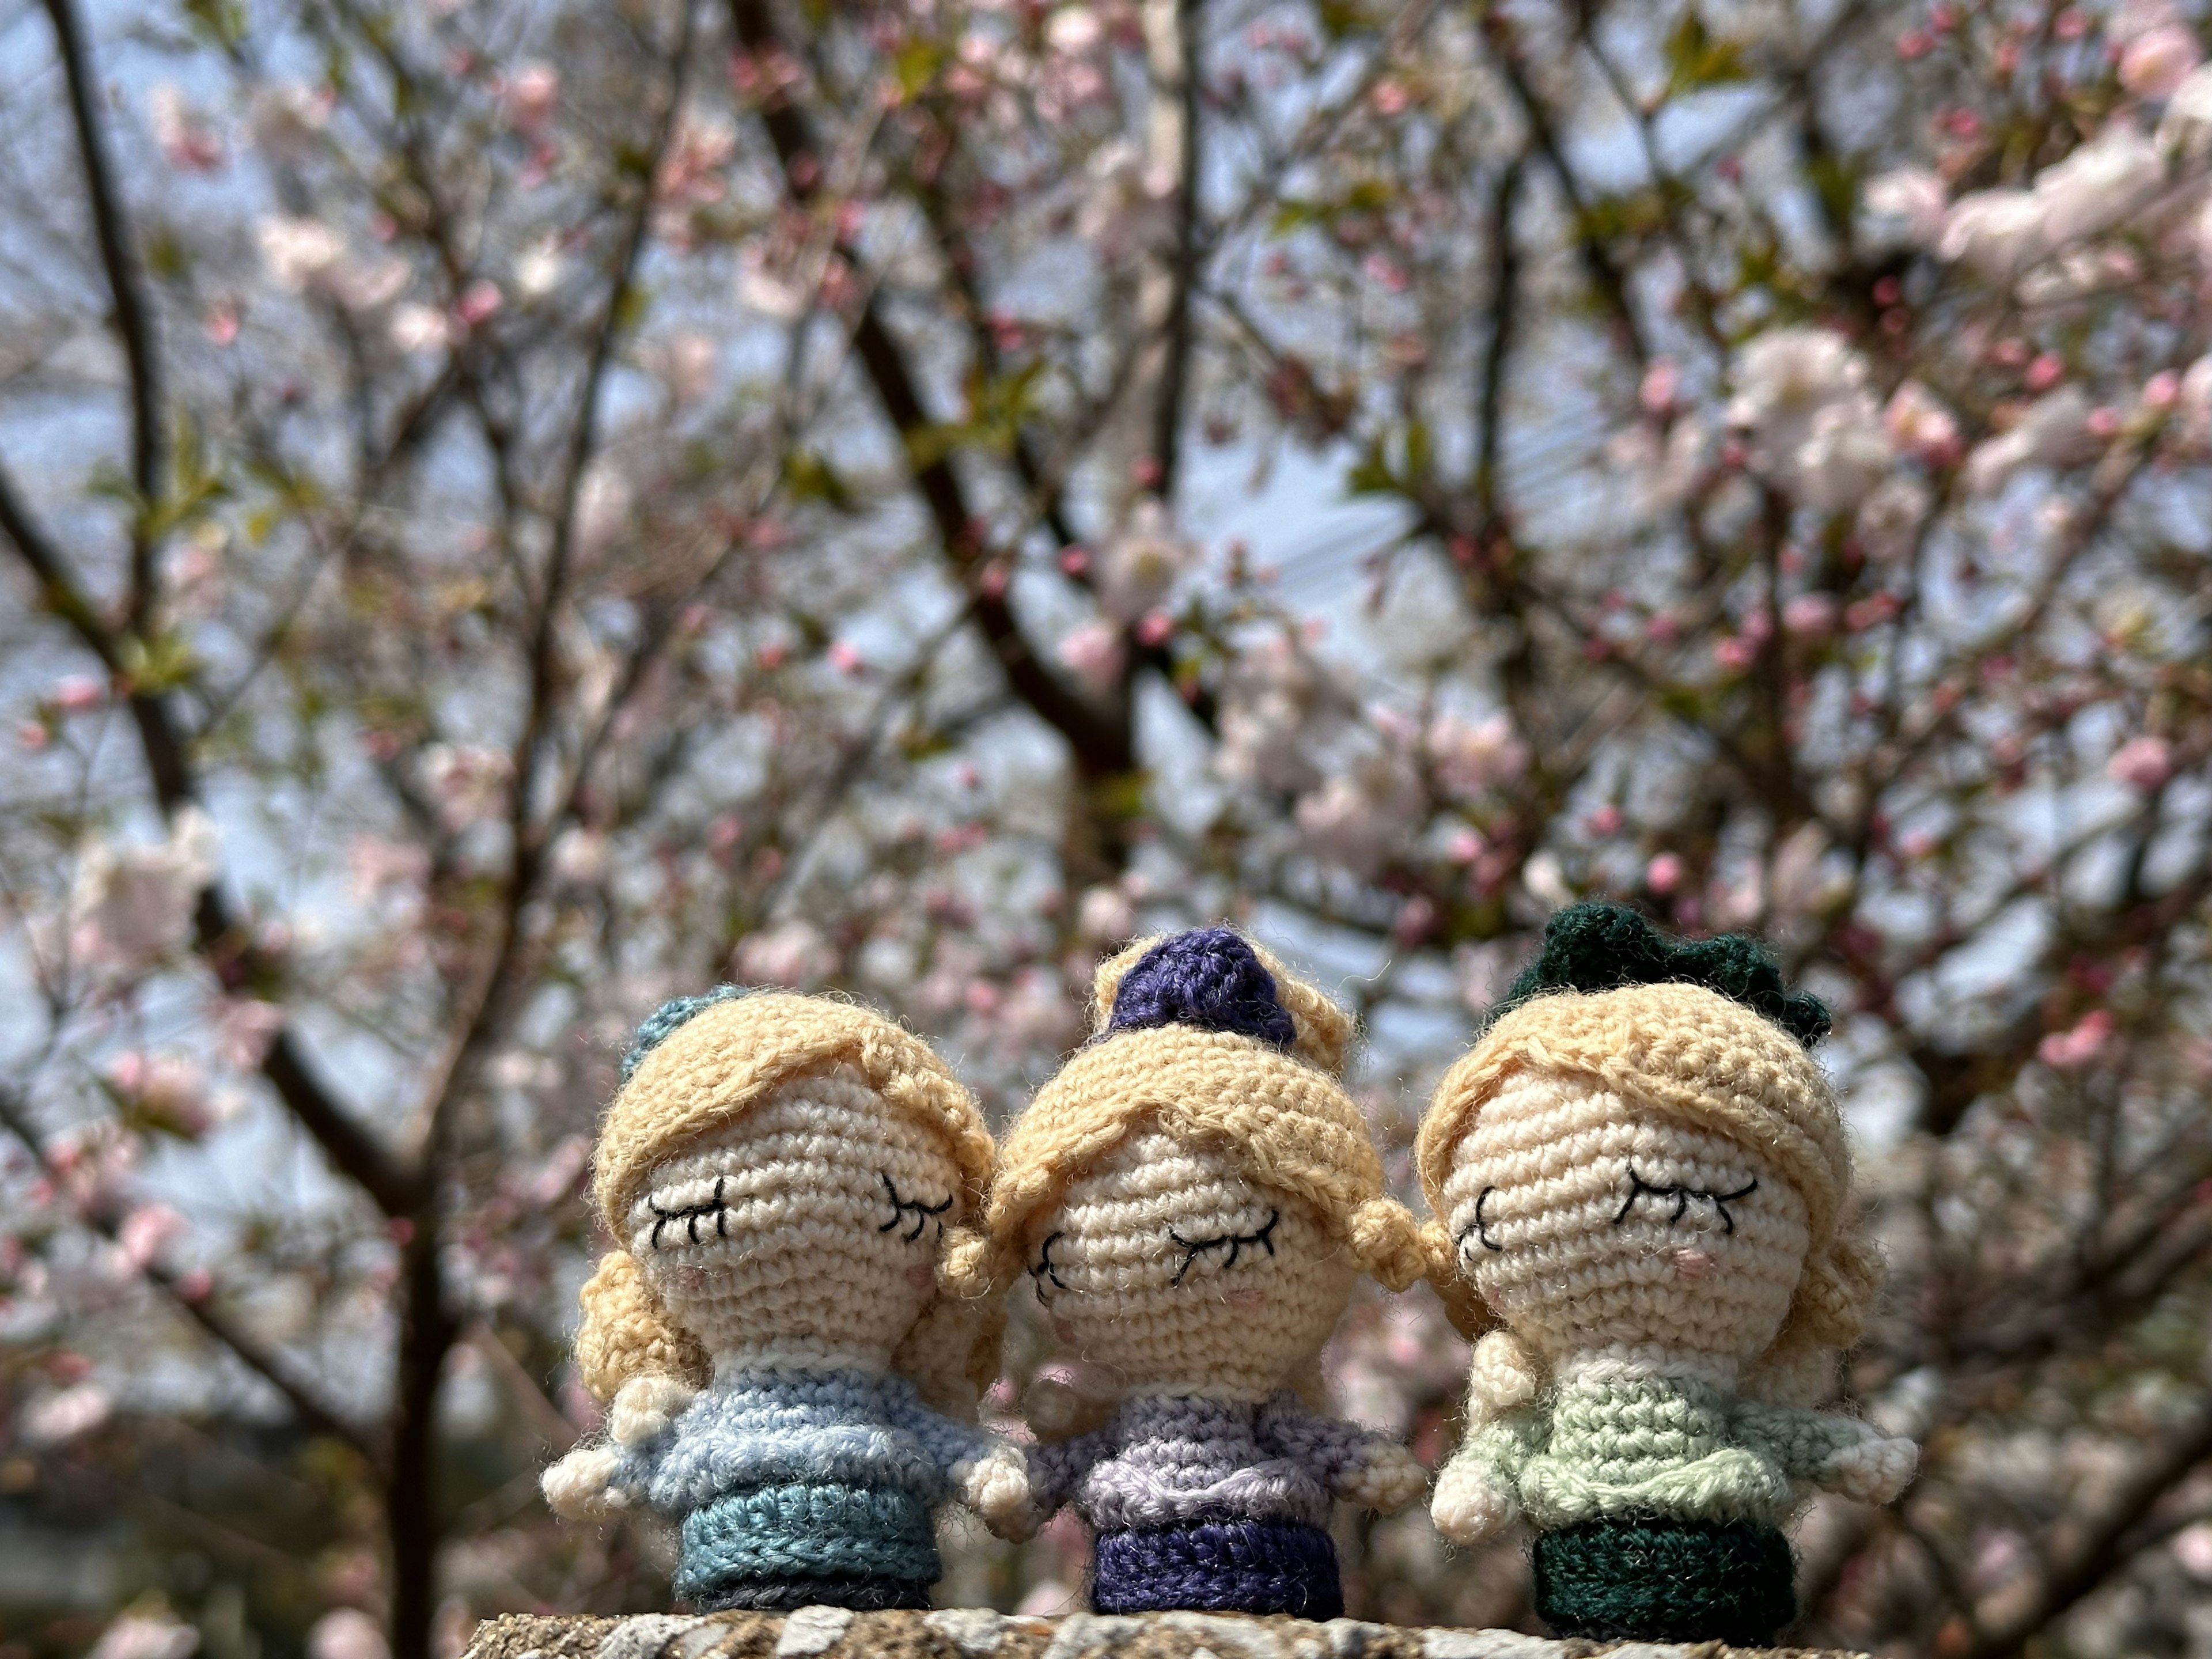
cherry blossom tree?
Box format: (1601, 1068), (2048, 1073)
(6, 0), (2212, 1656)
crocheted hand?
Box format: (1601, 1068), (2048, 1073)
(541, 1445), (628, 1520)
(1819, 1426), (1918, 1505)
(608, 1373), (698, 1446)
(1339, 1440), (1429, 1514)
(955, 1444), (1037, 1541)
(1430, 1458), (1518, 1544)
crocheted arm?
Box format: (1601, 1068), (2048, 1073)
(1737, 1400), (1918, 1505)
(883, 1388), (1035, 1540)
(1257, 1392), (1427, 1514)
(1430, 1411), (1539, 1546)
(540, 1374), (693, 1519)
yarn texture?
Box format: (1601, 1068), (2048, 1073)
(600, 1367), (996, 1607)
(544, 989), (1028, 1612)
(985, 928), (1429, 1618)
(1533, 1514), (1798, 1646)
(1418, 911), (1918, 1645)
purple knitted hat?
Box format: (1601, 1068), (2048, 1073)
(1103, 926), (1297, 1051)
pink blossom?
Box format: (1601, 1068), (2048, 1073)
(734, 918), (835, 988)
(827, 639), (866, 675)
(2037, 1007), (2114, 1069)
(2120, 22), (2202, 94)
(1715, 634), (1760, 672)
(1639, 359), (1680, 415)
(1645, 851), (1686, 893)
(2025, 353), (2064, 392)
(1885, 381), (1962, 463)
(63, 808), (219, 972)
(149, 86), (224, 173)
(1133, 609), (1174, 647)
(1783, 593), (1840, 638)
(105, 1051), (214, 1138)
(119, 1204), (186, 1271)
(215, 998), (287, 1070)
(2108, 733), (2175, 789)
(501, 62), (559, 135)
(456, 279), (503, 327)
(53, 675), (105, 712)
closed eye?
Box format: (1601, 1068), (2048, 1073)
(879, 1173), (953, 1243)
(1613, 1165), (1758, 1233)
(1169, 1209), (1279, 1286)
(1456, 1185), (1505, 1256)
(648, 1176), (728, 1249)
(1030, 1232), (1067, 1299)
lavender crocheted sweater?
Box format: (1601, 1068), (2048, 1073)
(1030, 1392), (1398, 1532)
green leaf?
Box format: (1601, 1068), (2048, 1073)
(1664, 8), (1748, 94)
(1346, 435), (1397, 497)
(783, 450), (855, 511)
(895, 39), (944, 98)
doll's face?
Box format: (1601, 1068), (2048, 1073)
(1023, 1128), (1357, 1400)
(626, 1066), (961, 1373)
(1440, 1071), (1809, 1376)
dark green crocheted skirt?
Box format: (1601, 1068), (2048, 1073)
(1533, 1515), (1796, 1646)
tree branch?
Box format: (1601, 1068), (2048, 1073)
(727, 0), (1134, 778)
(40, 0), (165, 633)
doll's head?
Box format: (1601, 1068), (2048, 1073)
(574, 988), (998, 1408)
(1416, 904), (1879, 1395)
(972, 928), (1434, 1402)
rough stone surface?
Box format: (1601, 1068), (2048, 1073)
(463, 1611), (1866, 1659)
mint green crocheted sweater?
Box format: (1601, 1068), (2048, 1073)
(1445, 1369), (1883, 1529)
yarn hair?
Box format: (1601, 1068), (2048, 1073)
(964, 929), (1437, 1305)
(1418, 973), (1878, 1377)
(577, 988), (1001, 1412)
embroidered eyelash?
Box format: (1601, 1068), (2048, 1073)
(1457, 1185), (1506, 1255)
(879, 1173), (953, 1242)
(648, 1175), (728, 1248)
(1613, 1165), (1758, 1234)
(1030, 1231), (1068, 1296)
(1169, 1209), (1280, 1285)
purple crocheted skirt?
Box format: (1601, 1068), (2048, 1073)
(1092, 1518), (1343, 1619)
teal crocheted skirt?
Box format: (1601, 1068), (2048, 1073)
(674, 1482), (940, 1611)
(1533, 1514), (1796, 1646)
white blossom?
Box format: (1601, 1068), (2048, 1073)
(1095, 498), (1196, 622)
(307, 1611), (388, 1659)
(1294, 750), (1424, 878)
(2177, 351), (2212, 441)
(248, 82), (332, 160)
(1856, 474), (1933, 560)
(1964, 387), (2099, 495)
(258, 215), (346, 291)
(419, 744), (513, 830)
(575, 462), (635, 556)
(1215, 634), (1356, 794)
(1426, 713), (1528, 800)
(62, 806), (218, 972)
(2033, 124), (2166, 247)
(1728, 327), (1892, 510)
(1859, 167), (1948, 251)
(1939, 190), (2047, 278)
(22, 1381), (114, 1449)
(388, 303), (454, 354)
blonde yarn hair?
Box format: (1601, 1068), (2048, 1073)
(577, 991), (1001, 1410)
(1415, 980), (1879, 1386)
(965, 933), (1436, 1302)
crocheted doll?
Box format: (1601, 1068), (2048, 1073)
(540, 988), (1029, 1611)
(964, 927), (1435, 1620)
(1415, 903), (1917, 1646)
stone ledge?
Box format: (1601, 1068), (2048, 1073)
(463, 1610), (1865, 1659)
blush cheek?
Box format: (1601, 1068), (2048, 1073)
(1222, 1287), (1268, 1309)
(906, 1263), (937, 1293)
(674, 1264), (708, 1293)
(1052, 1316), (1077, 1344)
(1670, 1246), (1718, 1282)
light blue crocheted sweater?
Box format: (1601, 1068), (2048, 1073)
(607, 1368), (994, 1594)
